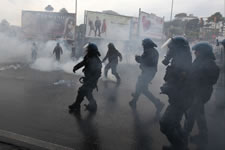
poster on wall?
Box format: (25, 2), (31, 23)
(139, 11), (164, 39)
(22, 10), (76, 40)
(85, 11), (132, 40)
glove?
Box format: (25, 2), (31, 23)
(162, 58), (170, 66)
(135, 55), (141, 63)
(73, 66), (76, 73)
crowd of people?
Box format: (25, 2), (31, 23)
(29, 35), (223, 150)
(67, 37), (220, 150)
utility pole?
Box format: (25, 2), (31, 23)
(170, 0), (174, 21)
(74, 0), (77, 42)
(169, 0), (174, 37)
(138, 8), (141, 38)
(75, 0), (77, 21)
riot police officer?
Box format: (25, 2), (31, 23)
(71, 43), (76, 61)
(102, 43), (122, 84)
(160, 36), (192, 150)
(69, 43), (102, 112)
(129, 38), (164, 116)
(31, 42), (38, 63)
(215, 39), (225, 109)
(184, 42), (220, 145)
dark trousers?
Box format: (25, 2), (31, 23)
(104, 62), (120, 81)
(95, 26), (101, 37)
(184, 99), (207, 137)
(184, 87), (212, 137)
(132, 71), (160, 107)
(56, 55), (60, 61)
(74, 79), (97, 106)
(160, 103), (188, 147)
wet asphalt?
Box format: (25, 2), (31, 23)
(0, 63), (224, 150)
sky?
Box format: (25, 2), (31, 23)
(0, 0), (224, 26)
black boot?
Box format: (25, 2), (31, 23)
(68, 103), (81, 112)
(129, 94), (137, 109)
(162, 145), (189, 150)
(190, 134), (208, 144)
(115, 75), (121, 86)
(84, 102), (97, 112)
(116, 78), (121, 87)
(129, 100), (136, 109)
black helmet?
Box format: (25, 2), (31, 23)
(108, 43), (116, 50)
(221, 39), (225, 47)
(168, 36), (189, 49)
(142, 38), (157, 48)
(87, 43), (101, 57)
(192, 42), (215, 60)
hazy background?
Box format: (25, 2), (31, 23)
(1, 0), (224, 25)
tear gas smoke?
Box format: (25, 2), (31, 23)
(0, 32), (30, 64)
(0, 32), (82, 75)
(0, 29), (166, 83)
(30, 40), (83, 75)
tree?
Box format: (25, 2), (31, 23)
(163, 20), (185, 37)
(45, 5), (54, 12)
(0, 19), (10, 27)
(207, 12), (223, 23)
(163, 18), (201, 41)
(185, 19), (200, 41)
(199, 18), (204, 27)
(102, 10), (119, 15)
(0, 19), (10, 33)
(175, 13), (187, 18)
(59, 8), (68, 13)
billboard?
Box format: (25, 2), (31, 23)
(139, 11), (164, 39)
(85, 11), (132, 40)
(22, 11), (76, 40)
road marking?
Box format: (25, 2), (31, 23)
(0, 129), (74, 150)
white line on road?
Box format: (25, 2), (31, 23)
(0, 129), (74, 150)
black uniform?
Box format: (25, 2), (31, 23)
(102, 43), (122, 83)
(215, 39), (225, 109)
(71, 44), (76, 61)
(53, 43), (63, 61)
(31, 43), (37, 62)
(69, 43), (102, 112)
(184, 42), (220, 144)
(129, 38), (164, 116)
(160, 37), (192, 150)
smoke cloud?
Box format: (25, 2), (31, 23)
(0, 32), (30, 64)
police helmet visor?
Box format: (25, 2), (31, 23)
(83, 43), (90, 49)
(161, 38), (172, 49)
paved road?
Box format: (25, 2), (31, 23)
(0, 64), (224, 150)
